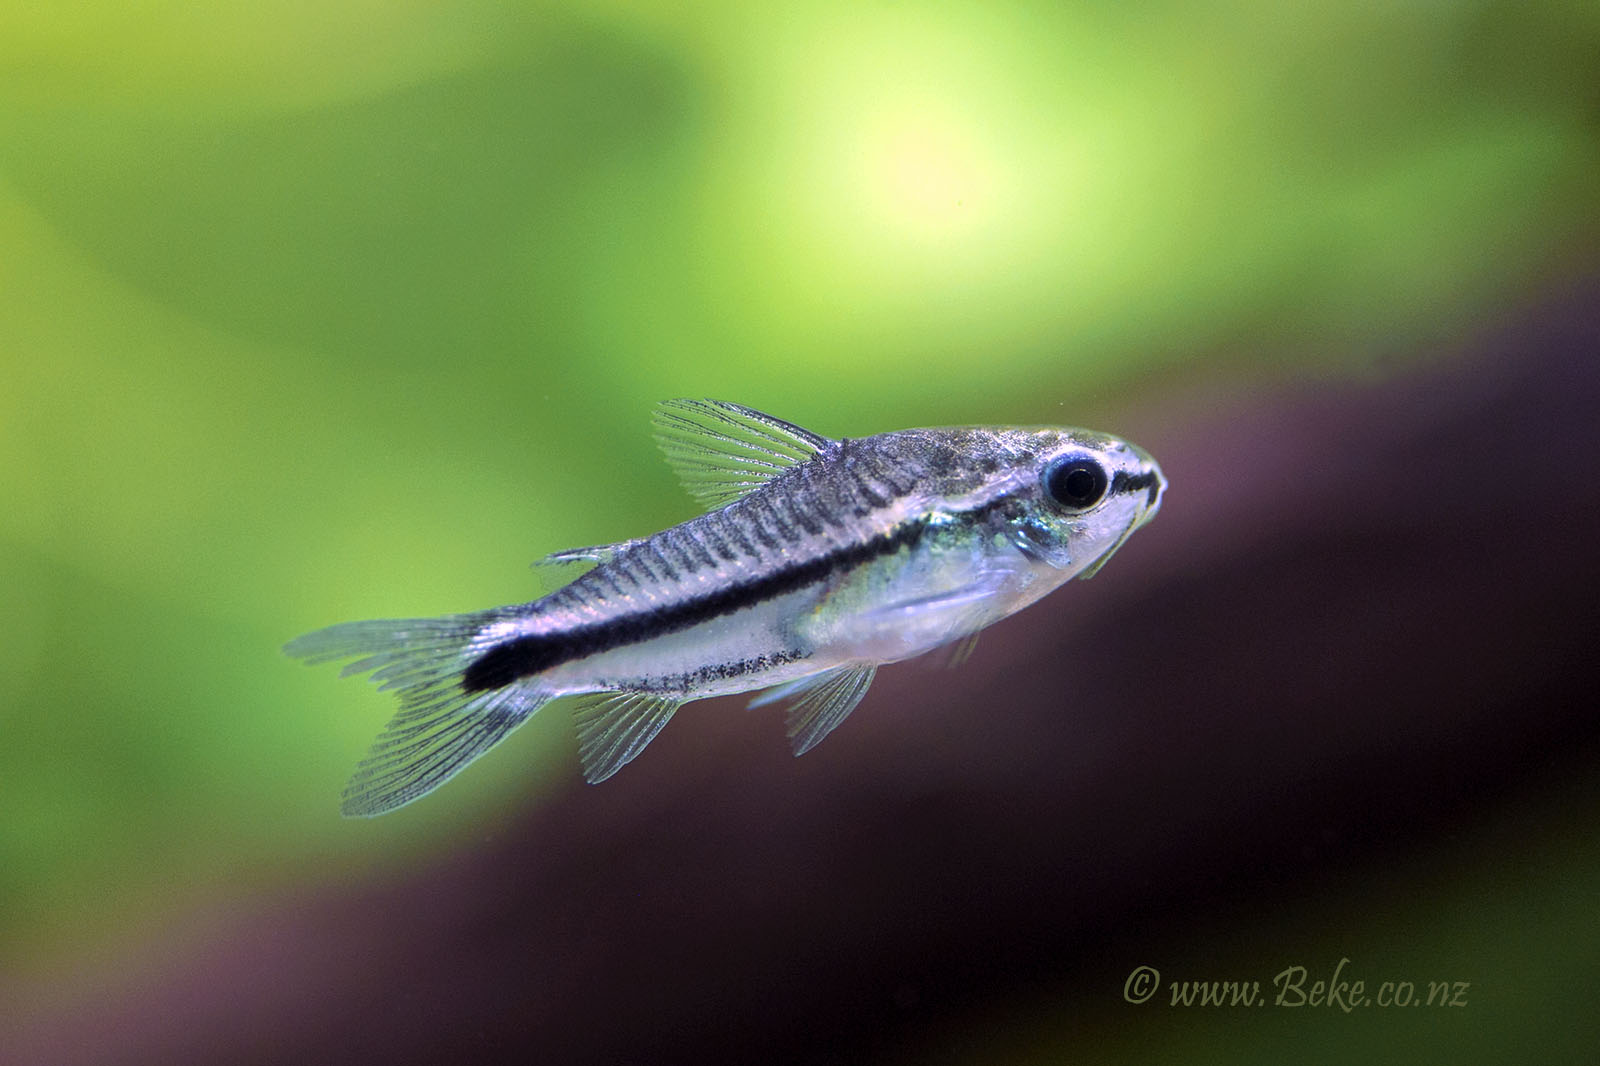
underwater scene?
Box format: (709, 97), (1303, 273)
(2, 2), (1597, 1063)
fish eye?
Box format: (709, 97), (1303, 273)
(1044, 456), (1109, 511)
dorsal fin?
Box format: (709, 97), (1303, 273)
(651, 399), (833, 510)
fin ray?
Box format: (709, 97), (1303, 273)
(652, 399), (833, 510)
(285, 614), (551, 816)
(746, 672), (825, 710)
(529, 540), (646, 596)
(858, 572), (1005, 669)
(570, 691), (685, 783)
(751, 663), (877, 756)
(534, 540), (642, 570)
(341, 686), (543, 813)
(933, 631), (982, 669)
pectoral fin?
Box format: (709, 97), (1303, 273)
(932, 631), (982, 669)
(855, 570), (1007, 658)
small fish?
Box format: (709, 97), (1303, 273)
(286, 400), (1166, 816)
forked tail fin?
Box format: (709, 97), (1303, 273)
(284, 613), (551, 817)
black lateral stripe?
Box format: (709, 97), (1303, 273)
(1112, 470), (1156, 494)
(1112, 469), (1161, 508)
(461, 518), (929, 692)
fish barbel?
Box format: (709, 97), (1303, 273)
(286, 399), (1166, 816)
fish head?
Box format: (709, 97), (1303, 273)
(964, 426), (1165, 581)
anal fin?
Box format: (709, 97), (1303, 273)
(570, 691), (685, 783)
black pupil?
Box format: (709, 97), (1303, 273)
(1048, 459), (1108, 508)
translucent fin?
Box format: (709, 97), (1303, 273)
(531, 539), (643, 592)
(933, 630), (982, 669)
(285, 614), (550, 817)
(751, 663), (877, 756)
(570, 691), (685, 783)
(651, 398), (834, 510)
(746, 674), (819, 710)
(858, 572), (1008, 666)
(535, 540), (642, 569)
(747, 673), (821, 711)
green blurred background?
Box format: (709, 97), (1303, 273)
(2, 0), (1597, 1061)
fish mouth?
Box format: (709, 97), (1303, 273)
(1077, 522), (1137, 579)
(1081, 505), (1153, 578)
(1131, 450), (1166, 526)
(1135, 480), (1164, 528)
(1079, 461), (1163, 580)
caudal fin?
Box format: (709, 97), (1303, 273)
(284, 613), (551, 817)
